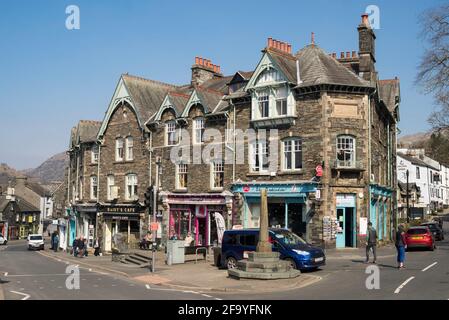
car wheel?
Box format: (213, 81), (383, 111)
(226, 257), (237, 270)
(285, 258), (297, 270)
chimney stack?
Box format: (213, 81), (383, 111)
(358, 13), (377, 82)
(191, 56), (222, 86)
(267, 37), (292, 54)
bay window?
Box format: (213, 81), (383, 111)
(166, 121), (177, 146)
(258, 91), (270, 118)
(275, 86), (288, 116)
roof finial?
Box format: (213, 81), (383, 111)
(311, 32), (315, 46)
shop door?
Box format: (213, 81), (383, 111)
(336, 207), (356, 248)
(104, 222), (112, 252)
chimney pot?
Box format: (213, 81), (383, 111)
(346, 51), (350, 58)
(217, 65), (221, 73)
(268, 37), (273, 48)
(340, 52), (345, 59)
(352, 51), (357, 58)
(281, 42), (285, 52)
(195, 57), (200, 65)
(287, 44), (292, 53)
(361, 13), (369, 26)
(199, 57), (203, 66)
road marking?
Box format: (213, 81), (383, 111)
(394, 276), (415, 294)
(202, 294), (213, 298)
(4, 272), (8, 276)
(145, 284), (151, 289)
(422, 262), (438, 272)
(88, 268), (92, 272)
(10, 291), (30, 300)
(215, 298), (223, 300)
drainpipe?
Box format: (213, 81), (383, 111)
(368, 89), (377, 224)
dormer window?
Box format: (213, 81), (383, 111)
(193, 117), (205, 144)
(166, 121), (178, 146)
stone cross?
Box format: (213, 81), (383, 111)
(256, 188), (271, 252)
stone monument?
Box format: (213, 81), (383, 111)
(228, 188), (301, 279)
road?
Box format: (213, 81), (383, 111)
(213, 218), (449, 300)
(1, 220), (447, 300)
(0, 239), (220, 300)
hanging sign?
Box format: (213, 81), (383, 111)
(316, 165), (323, 177)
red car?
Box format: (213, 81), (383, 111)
(405, 226), (436, 251)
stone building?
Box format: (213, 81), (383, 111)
(66, 120), (102, 249)
(64, 13), (400, 251)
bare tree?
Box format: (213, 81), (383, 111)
(416, 4), (449, 130)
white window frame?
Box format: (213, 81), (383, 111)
(91, 145), (99, 164)
(250, 140), (269, 173)
(211, 160), (224, 190)
(336, 136), (356, 168)
(126, 136), (134, 161)
(282, 138), (302, 171)
(107, 175), (115, 200)
(90, 176), (98, 200)
(193, 118), (205, 144)
(257, 90), (270, 118)
(165, 121), (178, 146)
(275, 86), (288, 116)
(125, 174), (138, 201)
(116, 138), (124, 161)
(176, 163), (188, 190)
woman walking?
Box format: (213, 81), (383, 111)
(395, 224), (407, 269)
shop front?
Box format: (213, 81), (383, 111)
(160, 192), (233, 247)
(232, 182), (318, 242)
(73, 204), (97, 248)
(370, 184), (393, 242)
(98, 204), (146, 252)
(335, 193), (357, 248)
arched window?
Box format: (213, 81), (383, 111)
(282, 138), (302, 170)
(336, 135), (356, 167)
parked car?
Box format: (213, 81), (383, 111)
(27, 234), (44, 250)
(0, 235), (7, 245)
(420, 222), (444, 241)
(219, 228), (325, 271)
(405, 226), (436, 251)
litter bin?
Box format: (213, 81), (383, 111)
(166, 240), (185, 264)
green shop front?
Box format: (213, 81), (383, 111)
(369, 184), (393, 242)
(231, 182), (318, 242)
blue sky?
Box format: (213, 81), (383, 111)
(0, 0), (445, 169)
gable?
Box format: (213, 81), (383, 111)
(181, 90), (208, 117)
(245, 52), (289, 91)
(97, 76), (141, 138)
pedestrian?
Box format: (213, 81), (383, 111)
(365, 221), (377, 264)
(53, 233), (59, 252)
(94, 238), (100, 256)
(72, 237), (79, 257)
(78, 236), (86, 258)
(51, 231), (56, 250)
(395, 224), (407, 269)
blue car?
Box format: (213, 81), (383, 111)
(219, 228), (325, 271)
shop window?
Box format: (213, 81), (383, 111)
(130, 220), (139, 233)
(336, 135), (355, 167)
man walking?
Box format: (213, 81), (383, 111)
(365, 221), (377, 264)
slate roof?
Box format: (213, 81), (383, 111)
(0, 195), (9, 214)
(266, 48), (298, 84)
(0, 195), (40, 215)
(294, 45), (372, 88)
(167, 91), (191, 115)
(379, 79), (400, 113)
(397, 153), (431, 168)
(70, 120), (101, 148)
(201, 75), (234, 94)
(194, 86), (224, 113)
(122, 74), (182, 124)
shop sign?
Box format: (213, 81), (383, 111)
(103, 214), (139, 221)
(103, 206), (138, 213)
(336, 194), (356, 207)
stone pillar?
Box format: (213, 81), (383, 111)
(256, 188), (271, 253)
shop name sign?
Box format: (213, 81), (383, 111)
(236, 184), (314, 195)
(102, 206), (140, 213)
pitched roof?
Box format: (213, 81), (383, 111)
(379, 79), (400, 113)
(201, 75), (234, 94)
(195, 86), (224, 113)
(167, 91), (191, 115)
(15, 196), (40, 213)
(122, 74), (181, 124)
(0, 195), (9, 213)
(77, 120), (101, 143)
(397, 152), (431, 168)
(294, 45), (372, 88)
